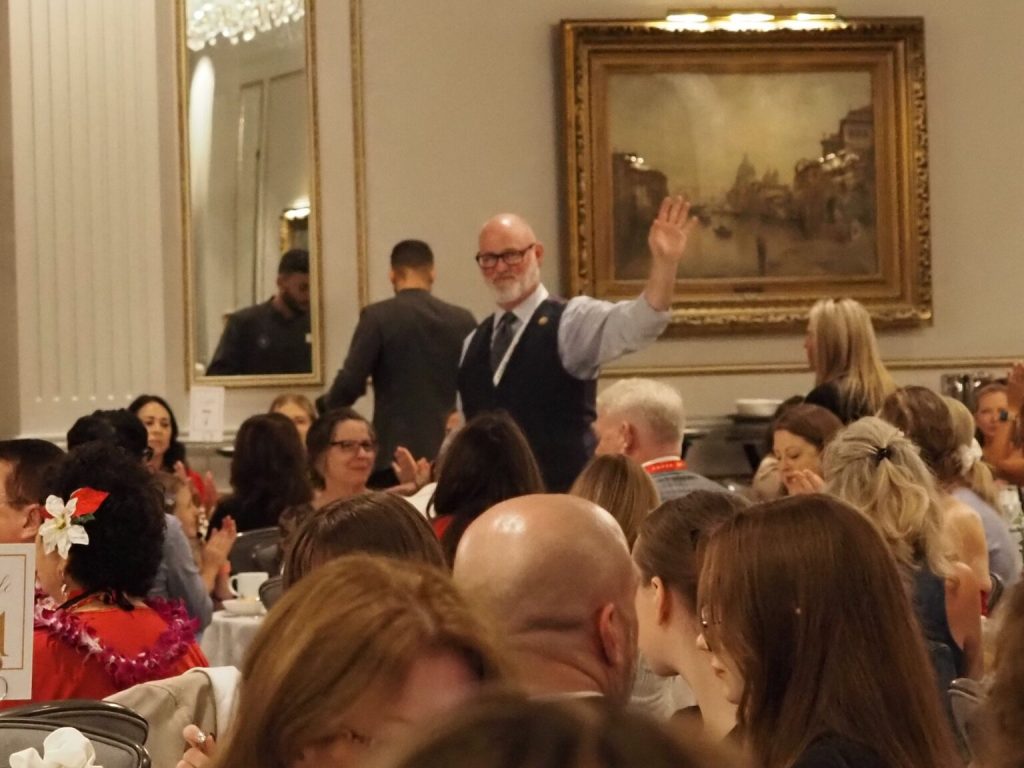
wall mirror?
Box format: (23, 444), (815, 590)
(176, 0), (322, 386)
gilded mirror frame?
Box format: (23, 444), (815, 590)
(175, 0), (324, 388)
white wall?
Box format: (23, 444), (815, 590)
(1, 0), (1020, 440)
(354, 0), (1023, 420)
(2, 0), (167, 437)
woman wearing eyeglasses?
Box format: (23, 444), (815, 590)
(209, 413), (313, 533)
(697, 495), (960, 768)
(307, 408), (377, 509)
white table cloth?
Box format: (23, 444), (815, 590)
(200, 610), (264, 667)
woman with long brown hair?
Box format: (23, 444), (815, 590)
(632, 491), (749, 739)
(205, 555), (506, 768)
(979, 583), (1024, 768)
(697, 495), (960, 768)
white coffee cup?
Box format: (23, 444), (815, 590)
(230, 571), (269, 600)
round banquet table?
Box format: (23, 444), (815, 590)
(200, 610), (265, 667)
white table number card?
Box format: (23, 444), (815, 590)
(189, 386), (226, 443)
(0, 543), (36, 701)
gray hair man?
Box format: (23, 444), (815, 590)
(592, 378), (722, 500)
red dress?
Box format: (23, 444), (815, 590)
(1, 598), (208, 707)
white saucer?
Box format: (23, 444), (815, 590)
(222, 598), (265, 616)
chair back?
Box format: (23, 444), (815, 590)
(988, 571), (1005, 614)
(228, 527), (281, 574)
(0, 699), (148, 745)
(949, 677), (987, 761)
(0, 718), (150, 768)
(252, 542), (282, 575)
(259, 575), (284, 610)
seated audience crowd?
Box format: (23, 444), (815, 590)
(1, 293), (1022, 768)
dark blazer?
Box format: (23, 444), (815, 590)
(319, 289), (475, 470)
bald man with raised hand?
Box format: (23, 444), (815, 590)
(453, 494), (638, 705)
(458, 197), (697, 491)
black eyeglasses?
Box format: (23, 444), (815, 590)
(330, 439), (378, 454)
(474, 243), (535, 269)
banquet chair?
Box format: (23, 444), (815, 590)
(228, 527), (280, 574)
(259, 575), (284, 610)
(0, 699), (148, 745)
(987, 571), (1005, 614)
(0, 718), (150, 768)
(949, 677), (987, 762)
(252, 541), (282, 575)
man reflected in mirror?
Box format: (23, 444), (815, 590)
(206, 249), (312, 376)
(318, 240), (476, 487)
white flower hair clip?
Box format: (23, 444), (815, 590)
(958, 439), (984, 477)
(39, 487), (109, 559)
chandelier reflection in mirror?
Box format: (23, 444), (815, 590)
(187, 0), (305, 51)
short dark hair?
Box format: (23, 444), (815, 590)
(67, 409), (150, 461)
(278, 249), (309, 275)
(46, 442), (166, 596)
(283, 491), (445, 589)
(390, 239), (434, 271)
(0, 439), (64, 505)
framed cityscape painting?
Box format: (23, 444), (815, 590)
(561, 17), (932, 334)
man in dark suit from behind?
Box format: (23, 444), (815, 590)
(318, 240), (476, 487)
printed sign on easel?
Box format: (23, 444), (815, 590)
(0, 544), (36, 701)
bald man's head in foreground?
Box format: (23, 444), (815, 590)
(453, 494), (638, 704)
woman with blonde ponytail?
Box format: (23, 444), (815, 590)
(823, 417), (984, 683)
(945, 397), (1021, 588)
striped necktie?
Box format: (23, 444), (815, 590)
(490, 312), (516, 373)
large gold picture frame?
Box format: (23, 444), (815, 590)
(562, 17), (931, 335)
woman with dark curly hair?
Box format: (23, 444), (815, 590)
(209, 413), (313, 532)
(1, 442), (207, 707)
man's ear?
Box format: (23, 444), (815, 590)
(620, 421), (637, 453)
(597, 602), (628, 669)
(534, 242), (545, 266)
(22, 503), (43, 542)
